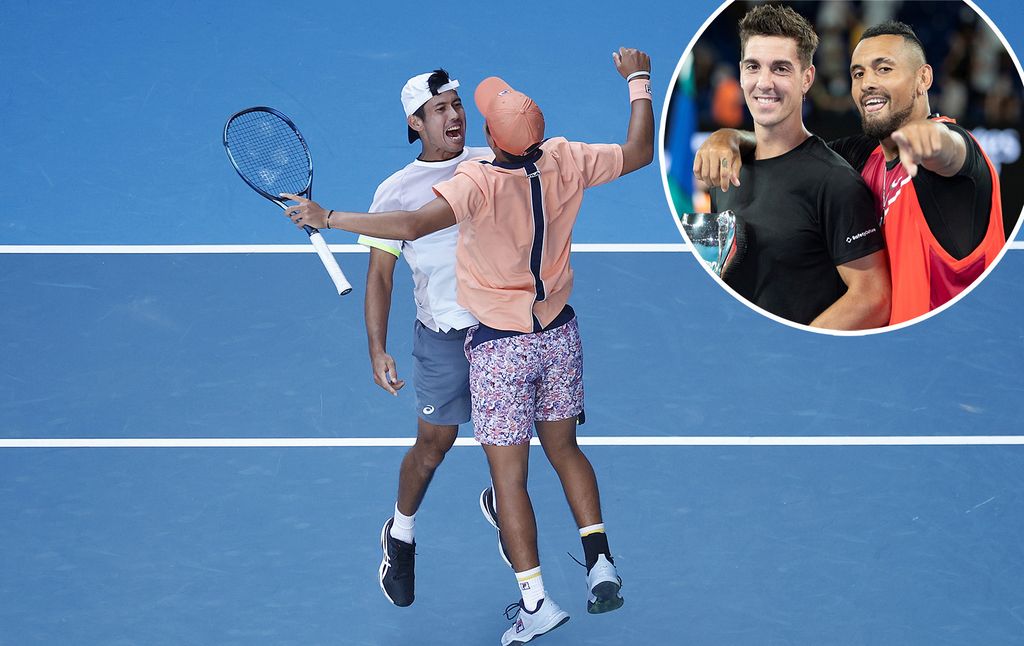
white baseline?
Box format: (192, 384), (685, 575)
(2, 436), (1024, 448)
(2, 242), (1021, 254)
(0, 243), (689, 254)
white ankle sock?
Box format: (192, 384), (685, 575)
(516, 566), (545, 612)
(390, 503), (415, 544)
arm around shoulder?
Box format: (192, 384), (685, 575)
(693, 129), (755, 192)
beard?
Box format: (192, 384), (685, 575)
(860, 98), (915, 141)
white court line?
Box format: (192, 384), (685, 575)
(2, 436), (1023, 448)
(0, 243), (689, 254)
(1, 242), (1020, 254)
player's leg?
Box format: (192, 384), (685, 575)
(394, 419), (459, 528)
(482, 443), (537, 570)
(379, 323), (470, 607)
(380, 425), (458, 609)
(535, 418), (622, 614)
(535, 417), (601, 527)
(468, 330), (570, 644)
(534, 315), (623, 614)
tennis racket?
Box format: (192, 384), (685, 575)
(223, 106), (352, 296)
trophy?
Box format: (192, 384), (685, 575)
(680, 210), (741, 277)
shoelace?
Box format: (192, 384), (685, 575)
(567, 552), (587, 569)
(389, 540), (416, 578)
(504, 601), (522, 621)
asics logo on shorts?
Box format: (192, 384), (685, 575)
(422, 405), (435, 415)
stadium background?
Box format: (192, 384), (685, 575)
(664, 0), (1024, 242)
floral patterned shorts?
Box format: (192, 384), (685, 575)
(464, 317), (584, 446)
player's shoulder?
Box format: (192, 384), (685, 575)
(825, 134), (878, 172)
(451, 148), (494, 180)
(803, 135), (844, 162)
(940, 120), (982, 156)
(793, 137), (872, 202)
(934, 116), (967, 136)
(943, 121), (969, 135)
(933, 119), (990, 180)
(543, 137), (598, 156)
(542, 136), (571, 149)
(373, 162), (418, 197)
(542, 137), (620, 165)
(465, 146), (493, 160)
(803, 136), (864, 175)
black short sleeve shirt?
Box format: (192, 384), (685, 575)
(711, 135), (884, 325)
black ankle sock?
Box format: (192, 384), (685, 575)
(582, 532), (612, 572)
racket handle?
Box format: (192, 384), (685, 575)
(304, 225), (353, 296)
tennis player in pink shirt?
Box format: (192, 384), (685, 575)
(283, 47), (653, 645)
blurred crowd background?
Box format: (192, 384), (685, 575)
(665, 0), (1023, 238)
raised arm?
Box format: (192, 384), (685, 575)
(889, 119), (967, 178)
(692, 129), (756, 192)
(613, 47), (655, 175)
(280, 193), (457, 241)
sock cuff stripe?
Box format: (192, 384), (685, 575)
(579, 523), (606, 537)
(515, 567), (542, 582)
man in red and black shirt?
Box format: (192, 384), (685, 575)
(835, 21), (1005, 325)
(698, 20), (1006, 326)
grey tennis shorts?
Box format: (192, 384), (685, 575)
(411, 320), (472, 426)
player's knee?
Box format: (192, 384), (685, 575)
(541, 435), (582, 464)
(493, 471), (529, 494)
(482, 445), (531, 488)
(413, 424), (457, 467)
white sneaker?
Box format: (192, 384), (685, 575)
(586, 554), (623, 614)
(501, 597), (570, 646)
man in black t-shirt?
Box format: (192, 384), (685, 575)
(697, 20), (1006, 325)
(704, 4), (890, 329)
(713, 137), (887, 326)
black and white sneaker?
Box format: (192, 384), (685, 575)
(479, 486), (513, 568)
(379, 517), (415, 607)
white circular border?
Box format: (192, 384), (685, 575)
(657, 0), (1024, 337)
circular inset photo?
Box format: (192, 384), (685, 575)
(661, 0), (1024, 334)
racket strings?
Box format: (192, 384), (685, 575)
(225, 111), (311, 196)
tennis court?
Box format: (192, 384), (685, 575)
(2, 1), (1023, 644)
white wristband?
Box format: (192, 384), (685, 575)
(626, 71), (650, 82)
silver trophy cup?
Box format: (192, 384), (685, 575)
(680, 210), (738, 277)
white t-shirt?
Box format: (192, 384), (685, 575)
(358, 146), (491, 332)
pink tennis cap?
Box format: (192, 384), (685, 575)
(474, 77), (545, 156)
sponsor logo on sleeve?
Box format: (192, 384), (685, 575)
(846, 227), (878, 244)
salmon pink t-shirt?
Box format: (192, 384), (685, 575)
(433, 137), (623, 333)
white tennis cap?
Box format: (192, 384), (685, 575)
(401, 72), (460, 117)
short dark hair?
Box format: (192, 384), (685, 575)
(739, 4), (819, 70)
(859, 20), (927, 63)
(409, 68), (453, 144)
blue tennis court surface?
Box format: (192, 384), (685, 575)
(3, 1), (1024, 644)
